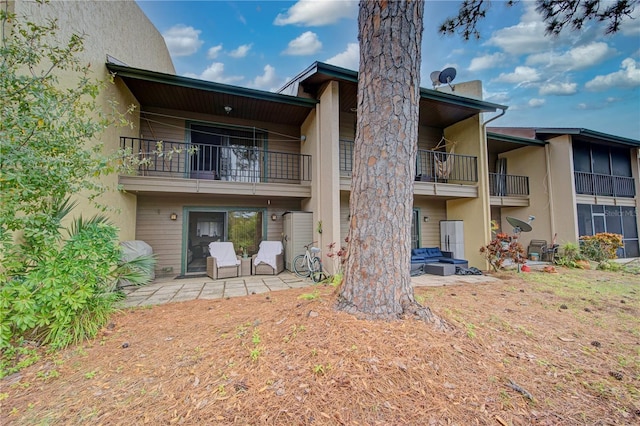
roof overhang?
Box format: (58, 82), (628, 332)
(280, 61), (508, 128)
(487, 131), (547, 153)
(106, 63), (317, 126)
(535, 128), (640, 148)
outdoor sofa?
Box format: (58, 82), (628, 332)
(410, 247), (468, 274)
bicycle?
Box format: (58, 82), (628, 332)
(293, 242), (324, 282)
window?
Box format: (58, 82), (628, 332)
(577, 203), (638, 258)
(190, 124), (265, 182)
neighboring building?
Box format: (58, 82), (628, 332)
(488, 128), (640, 258)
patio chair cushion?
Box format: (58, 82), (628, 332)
(253, 241), (283, 270)
(208, 242), (241, 267)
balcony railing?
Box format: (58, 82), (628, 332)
(120, 137), (311, 183)
(574, 171), (635, 198)
(489, 173), (529, 196)
(339, 140), (478, 183)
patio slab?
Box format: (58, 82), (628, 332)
(119, 271), (499, 308)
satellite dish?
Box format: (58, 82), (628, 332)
(430, 71), (441, 88)
(438, 67), (457, 85)
(506, 216), (533, 233)
(431, 67), (457, 91)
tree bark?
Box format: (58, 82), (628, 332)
(337, 0), (445, 328)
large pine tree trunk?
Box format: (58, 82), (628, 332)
(337, 1), (444, 325)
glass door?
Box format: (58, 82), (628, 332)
(186, 211), (226, 273)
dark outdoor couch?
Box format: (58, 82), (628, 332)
(411, 247), (468, 268)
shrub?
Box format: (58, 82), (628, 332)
(580, 233), (623, 262)
(555, 242), (583, 268)
(479, 233), (526, 272)
(1, 210), (155, 355)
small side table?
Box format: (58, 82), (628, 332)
(240, 257), (252, 276)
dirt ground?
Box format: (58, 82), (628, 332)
(2, 268), (639, 425)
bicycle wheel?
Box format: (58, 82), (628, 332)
(309, 257), (323, 283)
(293, 254), (310, 277)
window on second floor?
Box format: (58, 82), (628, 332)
(572, 141), (632, 177)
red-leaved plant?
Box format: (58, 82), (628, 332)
(479, 233), (526, 272)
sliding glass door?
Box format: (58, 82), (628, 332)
(184, 208), (265, 274)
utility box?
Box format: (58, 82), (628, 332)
(283, 211), (313, 271)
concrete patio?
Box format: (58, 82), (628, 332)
(119, 271), (498, 308)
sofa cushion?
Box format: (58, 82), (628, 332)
(425, 247), (443, 257)
(411, 248), (428, 257)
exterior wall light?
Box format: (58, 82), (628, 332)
(170, 213), (178, 221)
(271, 213), (278, 221)
(423, 216), (430, 222)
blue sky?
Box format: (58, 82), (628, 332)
(136, 1), (640, 140)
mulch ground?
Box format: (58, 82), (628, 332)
(2, 269), (639, 425)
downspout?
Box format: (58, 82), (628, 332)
(479, 106), (507, 268)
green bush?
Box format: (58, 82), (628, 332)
(1, 214), (155, 355)
(580, 233), (623, 262)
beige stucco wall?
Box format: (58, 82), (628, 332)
(545, 135), (579, 245)
(13, 0), (175, 240)
(302, 81), (341, 272)
(444, 114), (490, 269)
(498, 146), (553, 249)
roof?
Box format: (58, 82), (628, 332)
(535, 128), (640, 148)
(106, 63), (317, 126)
(489, 127), (640, 148)
(281, 61), (508, 128)
(487, 132), (546, 147)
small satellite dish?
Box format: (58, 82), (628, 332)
(438, 67), (457, 85)
(506, 216), (533, 233)
(430, 71), (441, 88)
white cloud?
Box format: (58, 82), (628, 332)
(494, 66), (541, 84)
(185, 62), (244, 85)
(207, 44), (223, 60)
(526, 42), (615, 71)
(528, 98), (546, 108)
(486, 3), (571, 55)
(282, 31), (322, 56)
(585, 58), (640, 91)
(274, 0), (357, 26)
(484, 91), (511, 103)
(326, 43), (359, 70)
(229, 44), (253, 59)
(539, 81), (578, 95)
(162, 25), (204, 57)
(251, 65), (280, 91)
(468, 52), (507, 71)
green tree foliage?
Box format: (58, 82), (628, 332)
(0, 2), (129, 252)
(0, 2), (153, 360)
(440, 0), (638, 40)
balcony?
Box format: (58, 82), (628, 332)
(489, 173), (529, 197)
(119, 137), (312, 197)
(340, 139), (478, 197)
(574, 171), (635, 198)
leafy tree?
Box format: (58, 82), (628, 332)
(440, 0), (638, 40)
(338, 0), (635, 322)
(0, 1), (152, 360)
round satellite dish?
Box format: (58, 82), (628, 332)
(438, 67), (457, 84)
(430, 71), (441, 86)
(506, 216), (532, 233)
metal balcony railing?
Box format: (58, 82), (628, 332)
(574, 171), (635, 198)
(489, 173), (530, 196)
(120, 137), (311, 183)
(339, 140), (478, 184)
